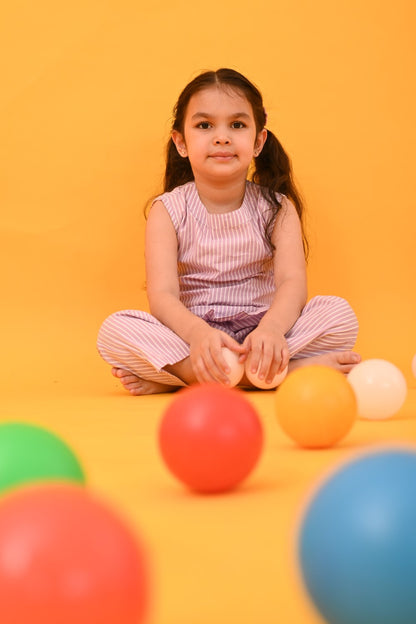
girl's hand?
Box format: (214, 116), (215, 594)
(188, 325), (246, 385)
(242, 322), (289, 385)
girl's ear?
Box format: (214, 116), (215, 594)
(171, 131), (188, 158)
(254, 128), (268, 156)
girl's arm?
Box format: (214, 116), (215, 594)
(145, 201), (245, 383)
(145, 200), (204, 342)
(262, 197), (308, 333)
(242, 197), (307, 381)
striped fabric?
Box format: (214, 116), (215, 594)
(158, 181), (278, 321)
(97, 182), (359, 386)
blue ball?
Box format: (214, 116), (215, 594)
(299, 449), (416, 624)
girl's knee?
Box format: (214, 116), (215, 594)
(329, 296), (358, 329)
(308, 295), (359, 340)
(309, 295), (357, 318)
(97, 310), (130, 353)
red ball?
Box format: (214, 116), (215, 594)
(158, 384), (263, 493)
(0, 484), (149, 624)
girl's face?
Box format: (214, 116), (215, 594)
(172, 86), (267, 185)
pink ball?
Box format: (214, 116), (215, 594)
(221, 347), (244, 387)
(245, 358), (288, 389)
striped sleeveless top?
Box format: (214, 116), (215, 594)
(155, 181), (281, 322)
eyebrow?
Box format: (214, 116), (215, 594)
(191, 112), (251, 120)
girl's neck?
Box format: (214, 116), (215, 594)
(194, 177), (247, 214)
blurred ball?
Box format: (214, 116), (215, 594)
(347, 358), (407, 420)
(0, 422), (85, 493)
(275, 366), (357, 448)
(159, 384), (263, 493)
(221, 347), (244, 387)
(299, 448), (416, 624)
(412, 353), (416, 378)
(245, 356), (288, 389)
(0, 484), (148, 624)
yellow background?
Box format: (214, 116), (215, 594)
(1, 0), (416, 396)
(1, 3), (416, 622)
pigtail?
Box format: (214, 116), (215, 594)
(164, 140), (194, 192)
(253, 129), (308, 258)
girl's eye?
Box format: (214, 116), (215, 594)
(197, 122), (211, 129)
(231, 121), (246, 129)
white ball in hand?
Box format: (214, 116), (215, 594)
(245, 357), (288, 389)
(221, 348), (244, 387)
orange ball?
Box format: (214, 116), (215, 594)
(275, 366), (357, 448)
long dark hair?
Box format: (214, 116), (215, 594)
(160, 68), (308, 256)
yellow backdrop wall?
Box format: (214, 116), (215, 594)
(1, 0), (415, 396)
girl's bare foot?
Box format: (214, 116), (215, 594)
(289, 351), (361, 375)
(111, 368), (179, 395)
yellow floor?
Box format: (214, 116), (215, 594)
(1, 385), (415, 624)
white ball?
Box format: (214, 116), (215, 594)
(412, 354), (416, 378)
(221, 347), (244, 387)
(245, 357), (288, 389)
(347, 358), (407, 420)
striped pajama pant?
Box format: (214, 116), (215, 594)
(97, 295), (359, 387)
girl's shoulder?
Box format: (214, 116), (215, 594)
(245, 181), (284, 213)
(153, 182), (196, 231)
(155, 181), (195, 205)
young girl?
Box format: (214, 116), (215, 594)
(97, 68), (360, 395)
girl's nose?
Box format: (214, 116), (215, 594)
(214, 136), (230, 145)
(213, 125), (231, 145)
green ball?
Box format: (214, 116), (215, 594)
(0, 422), (85, 493)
